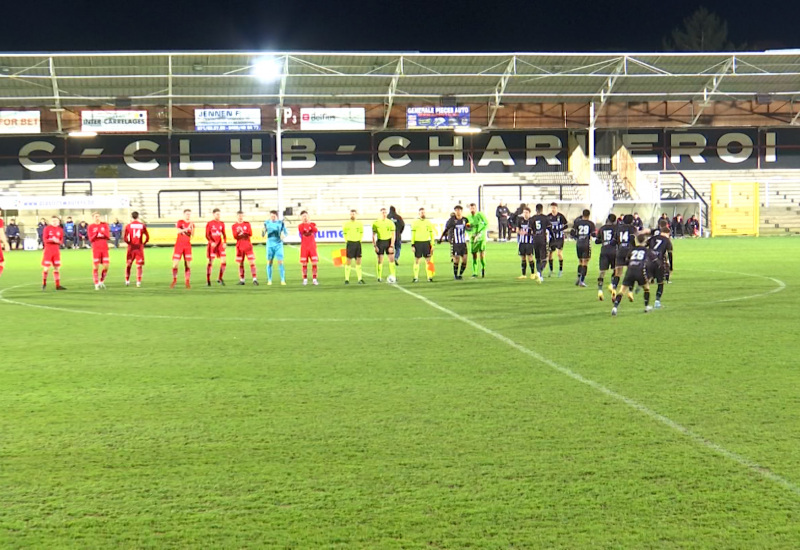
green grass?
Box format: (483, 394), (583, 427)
(1, 237), (798, 548)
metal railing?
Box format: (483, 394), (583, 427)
(157, 187), (277, 218)
(477, 182), (588, 211)
(659, 171), (709, 228)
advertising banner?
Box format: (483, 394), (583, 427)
(81, 111), (148, 133)
(406, 106), (470, 129)
(299, 108), (366, 130)
(0, 111), (41, 134)
(195, 108), (262, 132)
(0, 195), (130, 210)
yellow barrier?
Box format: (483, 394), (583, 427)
(710, 182), (759, 237)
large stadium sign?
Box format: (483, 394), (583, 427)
(1, 128), (799, 179)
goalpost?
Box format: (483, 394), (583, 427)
(710, 182), (759, 237)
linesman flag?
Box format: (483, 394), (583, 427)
(332, 248), (347, 267)
(427, 260), (435, 275)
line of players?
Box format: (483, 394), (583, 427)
(515, 203), (675, 314)
(29, 202), (672, 309)
(33, 208), (324, 290)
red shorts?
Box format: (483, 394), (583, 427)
(92, 245), (110, 264)
(235, 242), (255, 263)
(173, 243), (192, 261)
(300, 245), (318, 264)
(42, 247), (61, 267)
(206, 242), (226, 260)
(127, 246), (145, 265)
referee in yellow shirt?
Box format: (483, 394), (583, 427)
(343, 209), (365, 284)
(411, 207), (437, 282)
(372, 208), (397, 282)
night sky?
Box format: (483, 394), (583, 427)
(2, 0), (798, 52)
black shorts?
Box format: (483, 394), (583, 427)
(375, 239), (393, 255)
(549, 238), (564, 251)
(346, 241), (362, 259)
(622, 269), (647, 288)
(599, 250), (616, 271)
(413, 242), (432, 259)
(616, 248), (631, 268)
(518, 243), (534, 257)
(452, 243), (467, 257)
(533, 240), (548, 261)
(576, 243), (592, 260)
(650, 262), (665, 283)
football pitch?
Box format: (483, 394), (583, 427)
(1, 237), (798, 548)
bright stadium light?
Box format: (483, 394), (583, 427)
(454, 126), (482, 134)
(68, 131), (97, 137)
(251, 57), (283, 82)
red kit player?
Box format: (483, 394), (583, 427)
(298, 210), (319, 286)
(87, 212), (111, 290)
(124, 211), (150, 287)
(41, 215), (67, 290)
(205, 208), (227, 286)
(171, 209), (194, 288)
(232, 210), (258, 285)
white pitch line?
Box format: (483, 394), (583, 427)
(0, 283), (448, 323)
(392, 283), (800, 496)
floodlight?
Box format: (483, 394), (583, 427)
(251, 57), (283, 82)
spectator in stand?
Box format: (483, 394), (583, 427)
(632, 212), (644, 231)
(77, 220), (90, 248)
(110, 218), (123, 248)
(686, 215), (700, 237)
(496, 201), (510, 241)
(671, 214), (684, 238)
(5, 218), (22, 249)
(387, 206), (405, 266)
(64, 217), (77, 249)
(37, 218), (47, 248)
(660, 213), (670, 226)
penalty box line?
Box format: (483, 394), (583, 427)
(392, 283), (800, 497)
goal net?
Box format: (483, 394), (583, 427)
(710, 182), (759, 237)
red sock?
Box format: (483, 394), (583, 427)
(136, 265), (142, 283)
(54, 272), (61, 286)
(101, 268), (108, 282)
(206, 263), (212, 282)
(239, 263), (245, 279)
(42, 272), (47, 286)
(250, 262), (257, 279)
(185, 267), (191, 282)
(0, 265), (4, 277)
(172, 267), (178, 280)
(126, 264), (132, 281)
(302, 264), (308, 279)
(219, 262), (226, 280)
(312, 264), (318, 278)
(92, 267), (99, 284)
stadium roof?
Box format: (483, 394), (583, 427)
(1, 51), (800, 110)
